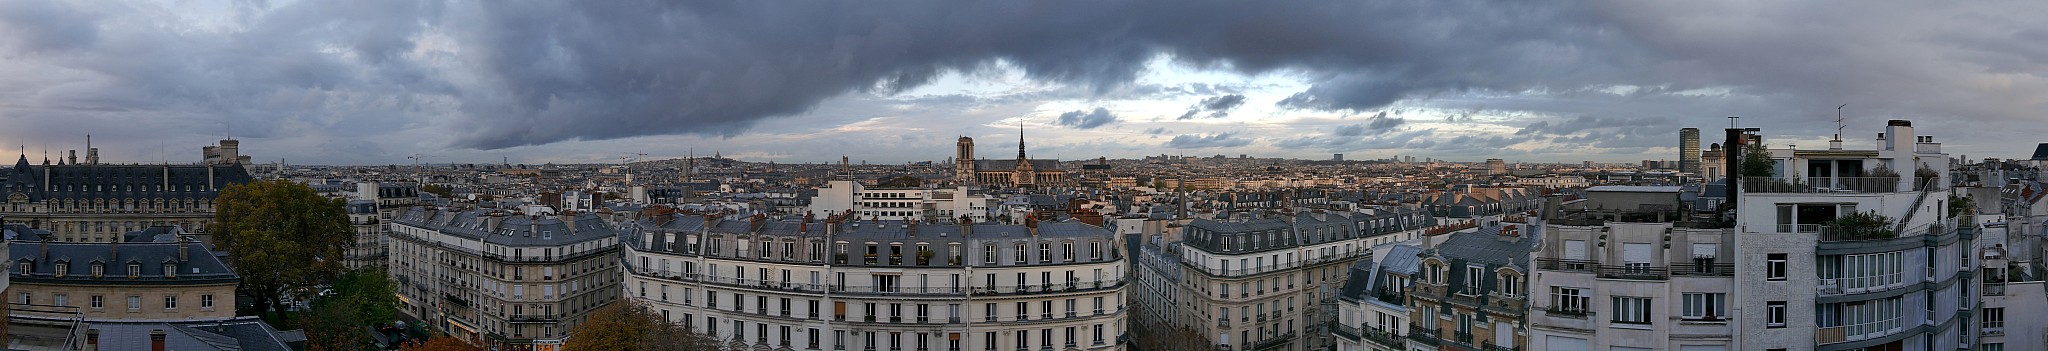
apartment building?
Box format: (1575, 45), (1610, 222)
(1731, 120), (1974, 350)
(1526, 186), (1736, 350)
(1158, 208), (1431, 351)
(8, 237), (237, 322)
(1331, 244), (1420, 351)
(1404, 225), (1536, 351)
(388, 207), (623, 351)
(622, 211), (1127, 351)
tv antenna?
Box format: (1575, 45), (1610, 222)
(1834, 104), (1847, 141)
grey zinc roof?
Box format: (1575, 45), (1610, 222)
(0, 160), (254, 203)
(11, 239), (239, 285)
(1433, 225), (1540, 270)
(88, 317), (293, 351)
(1377, 244), (1424, 276)
(394, 207), (616, 247)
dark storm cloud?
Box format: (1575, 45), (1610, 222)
(1056, 108), (1119, 129)
(1143, 127), (1172, 135)
(3, 0), (2047, 162)
(1165, 132), (1251, 149)
(1177, 94), (1247, 120)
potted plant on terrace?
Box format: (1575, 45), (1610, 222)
(1825, 210), (1896, 240)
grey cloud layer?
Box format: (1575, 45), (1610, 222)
(0, 0), (2044, 162)
(1057, 108), (1119, 129)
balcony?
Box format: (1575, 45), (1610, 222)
(1408, 325), (1441, 347)
(1328, 322), (1360, 341)
(1360, 328), (1405, 350)
(1818, 225), (1901, 243)
(1985, 283), (2005, 296)
(1595, 265), (1669, 281)
(508, 314), (558, 323)
(1543, 306), (1592, 319)
(1670, 263), (1735, 277)
(1535, 258), (1594, 273)
(1816, 326), (1846, 345)
(1187, 249), (1369, 277)
(1250, 331), (1295, 350)
(1743, 177), (1904, 194)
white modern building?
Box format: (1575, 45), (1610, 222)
(622, 211), (1128, 351)
(1731, 120), (1975, 351)
(808, 181), (997, 223)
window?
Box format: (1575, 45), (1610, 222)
(90, 295), (103, 309)
(1499, 274), (1519, 297)
(1681, 293), (1727, 320)
(1551, 287), (1588, 312)
(1611, 297), (1651, 324)
(201, 294), (214, 309)
(984, 245), (997, 264)
(1766, 253), (1787, 280)
(164, 295), (178, 310)
(1766, 301), (1787, 328)
(16, 292), (28, 304)
(127, 296), (141, 311)
(1039, 243), (1052, 262)
(1014, 244), (1026, 264)
(54, 294), (67, 307)
(1463, 266), (1484, 295)
(1983, 307), (2005, 334)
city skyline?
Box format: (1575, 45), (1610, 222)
(2, 1), (2046, 165)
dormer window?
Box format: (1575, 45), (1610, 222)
(91, 263), (104, 278)
(54, 262), (67, 277)
(164, 263), (177, 278)
(128, 263), (141, 279)
(17, 262), (29, 275)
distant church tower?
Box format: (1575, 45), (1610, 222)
(1012, 126), (1035, 187)
(955, 137), (975, 183)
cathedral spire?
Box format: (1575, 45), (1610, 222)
(1017, 120), (1027, 160)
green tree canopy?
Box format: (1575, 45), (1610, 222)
(212, 179), (354, 320)
(1739, 143), (1775, 178)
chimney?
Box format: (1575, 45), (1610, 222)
(1025, 213), (1040, 237)
(85, 329), (99, 351)
(150, 329), (166, 351)
(178, 237), (189, 262)
(960, 218), (974, 237)
(1884, 119), (1914, 152)
(1724, 128), (1745, 211)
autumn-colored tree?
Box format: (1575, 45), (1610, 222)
(398, 337), (482, 351)
(567, 301), (721, 351)
(212, 179), (354, 320)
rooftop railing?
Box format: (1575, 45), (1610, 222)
(1743, 177), (1908, 193)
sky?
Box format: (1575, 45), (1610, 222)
(1, 0), (2045, 166)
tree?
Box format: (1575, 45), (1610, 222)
(420, 184), (453, 198)
(212, 179), (355, 321)
(330, 268), (400, 324)
(566, 301), (720, 351)
(879, 176), (922, 188)
(1739, 143), (1775, 178)
(302, 299), (369, 351)
(398, 337), (482, 351)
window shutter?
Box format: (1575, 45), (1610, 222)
(1623, 243), (1652, 264)
(1563, 240), (1587, 260)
